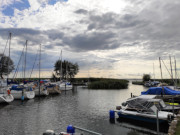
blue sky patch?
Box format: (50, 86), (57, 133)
(48, 0), (68, 5)
(2, 0), (30, 16)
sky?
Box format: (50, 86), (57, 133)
(0, 0), (180, 79)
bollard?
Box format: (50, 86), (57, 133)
(21, 95), (24, 101)
(67, 125), (75, 134)
(109, 110), (115, 123)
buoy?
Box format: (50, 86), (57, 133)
(21, 95), (24, 101)
(109, 110), (115, 119)
(7, 90), (11, 95)
(67, 125), (75, 133)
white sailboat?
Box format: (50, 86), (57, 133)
(0, 86), (14, 103)
(0, 33), (14, 103)
(10, 84), (35, 100)
(57, 50), (72, 91)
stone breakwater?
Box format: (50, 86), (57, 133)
(168, 111), (180, 135)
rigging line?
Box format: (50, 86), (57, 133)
(161, 59), (173, 78)
(13, 44), (25, 79)
(0, 34), (10, 68)
(2, 34), (10, 55)
(161, 59), (176, 84)
(29, 47), (39, 79)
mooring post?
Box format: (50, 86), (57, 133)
(156, 109), (159, 135)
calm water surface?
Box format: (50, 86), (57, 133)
(0, 81), (168, 135)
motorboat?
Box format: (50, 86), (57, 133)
(122, 95), (180, 114)
(116, 95), (175, 124)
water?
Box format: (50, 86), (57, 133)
(0, 82), (168, 135)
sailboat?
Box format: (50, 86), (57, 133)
(0, 33), (14, 103)
(29, 44), (49, 96)
(10, 40), (35, 100)
(57, 50), (72, 91)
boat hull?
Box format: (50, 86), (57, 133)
(0, 94), (14, 103)
(59, 85), (73, 91)
(11, 90), (35, 100)
(34, 88), (49, 96)
(46, 85), (61, 94)
(117, 111), (168, 124)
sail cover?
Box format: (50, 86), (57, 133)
(141, 87), (180, 95)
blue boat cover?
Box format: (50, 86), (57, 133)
(10, 85), (24, 91)
(141, 87), (180, 95)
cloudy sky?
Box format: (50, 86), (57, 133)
(0, 0), (180, 79)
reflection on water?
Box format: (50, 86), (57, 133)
(0, 81), (167, 135)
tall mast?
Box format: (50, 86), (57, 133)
(39, 44), (41, 96)
(159, 57), (163, 81)
(153, 63), (155, 81)
(7, 33), (11, 86)
(24, 40), (28, 83)
(169, 55), (173, 82)
(174, 56), (177, 88)
(60, 50), (62, 81)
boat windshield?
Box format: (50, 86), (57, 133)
(160, 100), (166, 108)
(150, 105), (158, 113)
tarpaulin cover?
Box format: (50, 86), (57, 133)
(10, 85), (24, 91)
(141, 87), (180, 95)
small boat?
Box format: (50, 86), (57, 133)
(28, 82), (49, 96)
(45, 83), (61, 94)
(0, 88), (14, 103)
(58, 81), (73, 91)
(116, 95), (175, 124)
(10, 85), (35, 100)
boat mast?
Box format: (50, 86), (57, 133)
(153, 63), (155, 81)
(24, 40), (28, 83)
(39, 44), (41, 96)
(7, 33), (11, 86)
(169, 55), (174, 83)
(60, 50), (62, 81)
(159, 57), (163, 81)
(174, 56), (177, 88)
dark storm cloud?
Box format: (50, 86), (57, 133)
(87, 12), (146, 30)
(63, 31), (120, 51)
(74, 9), (88, 14)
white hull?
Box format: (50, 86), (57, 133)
(58, 82), (73, 91)
(59, 85), (73, 91)
(0, 94), (14, 103)
(11, 90), (35, 100)
(117, 109), (173, 120)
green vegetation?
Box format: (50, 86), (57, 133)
(143, 74), (151, 82)
(0, 54), (15, 79)
(175, 121), (180, 135)
(53, 60), (79, 80)
(132, 81), (144, 85)
(87, 78), (129, 89)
